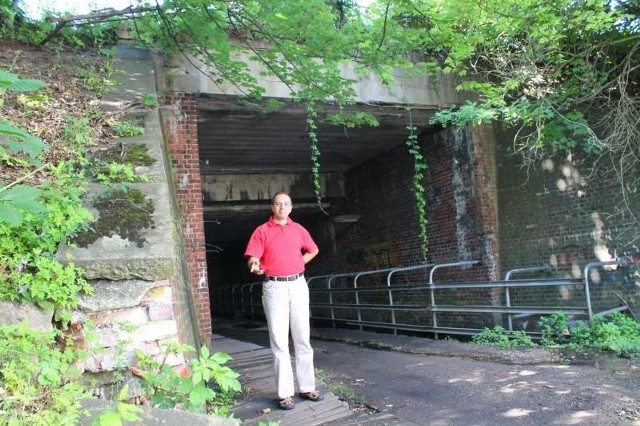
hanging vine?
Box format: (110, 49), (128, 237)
(306, 101), (329, 215)
(404, 109), (429, 261)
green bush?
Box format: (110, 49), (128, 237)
(112, 121), (145, 137)
(539, 311), (570, 346)
(0, 323), (88, 425)
(472, 326), (535, 348)
(0, 183), (93, 318)
(569, 313), (640, 358)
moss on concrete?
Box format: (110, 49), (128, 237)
(74, 188), (155, 248)
(96, 142), (155, 167)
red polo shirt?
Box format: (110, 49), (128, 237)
(245, 217), (318, 276)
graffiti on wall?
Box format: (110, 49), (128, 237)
(346, 243), (396, 269)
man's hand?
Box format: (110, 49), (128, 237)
(248, 258), (264, 275)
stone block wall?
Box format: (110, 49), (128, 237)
(50, 49), (204, 391)
(79, 279), (184, 373)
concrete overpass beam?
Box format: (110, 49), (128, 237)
(201, 172), (345, 202)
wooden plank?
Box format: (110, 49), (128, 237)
(214, 334), (354, 425)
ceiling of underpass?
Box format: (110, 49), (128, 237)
(196, 95), (438, 249)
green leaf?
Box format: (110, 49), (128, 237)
(0, 185), (47, 218)
(211, 351), (232, 364)
(216, 375), (242, 392)
(117, 401), (143, 421)
(0, 69), (45, 92)
(0, 202), (23, 225)
(199, 345), (210, 359)
(188, 385), (214, 407)
(0, 184), (39, 201)
(176, 379), (193, 393)
(192, 370), (203, 385)
(93, 410), (123, 426)
(0, 119), (47, 165)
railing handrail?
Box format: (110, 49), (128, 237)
(429, 260), (480, 284)
(211, 258), (630, 337)
(504, 265), (552, 281)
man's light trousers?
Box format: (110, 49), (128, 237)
(262, 276), (315, 399)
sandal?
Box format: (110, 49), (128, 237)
(299, 390), (324, 401)
(279, 396), (295, 410)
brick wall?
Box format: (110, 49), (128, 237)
(162, 92), (212, 345)
(496, 127), (639, 317)
(497, 129), (607, 271)
(308, 137), (421, 274)
(311, 125), (499, 278)
(306, 125), (502, 329)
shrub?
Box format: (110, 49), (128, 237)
(538, 311), (570, 346)
(569, 313), (640, 358)
(0, 323), (88, 425)
(472, 326), (535, 348)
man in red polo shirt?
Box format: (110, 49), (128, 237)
(244, 192), (323, 410)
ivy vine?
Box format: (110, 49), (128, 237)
(306, 101), (329, 215)
(404, 110), (429, 261)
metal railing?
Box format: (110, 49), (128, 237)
(210, 258), (631, 337)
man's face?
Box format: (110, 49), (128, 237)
(271, 194), (292, 220)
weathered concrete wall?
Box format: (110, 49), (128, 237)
(201, 173), (344, 202)
(166, 51), (463, 106)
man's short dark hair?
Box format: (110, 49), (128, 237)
(271, 192), (291, 204)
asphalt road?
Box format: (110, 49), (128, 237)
(314, 339), (640, 425)
(214, 320), (640, 426)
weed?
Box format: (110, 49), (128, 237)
(134, 342), (241, 414)
(93, 385), (143, 425)
(112, 121), (145, 137)
(0, 323), (89, 424)
(569, 313), (640, 358)
(75, 67), (114, 95)
(140, 92), (159, 108)
(472, 312), (640, 359)
(61, 116), (95, 149)
(473, 326), (535, 348)
(539, 311), (570, 346)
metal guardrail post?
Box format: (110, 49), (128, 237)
(327, 275), (337, 328)
(386, 264), (434, 335)
(249, 282), (259, 319)
(353, 267), (396, 332)
(353, 275), (363, 332)
(428, 260), (480, 338)
(504, 265), (551, 331)
(232, 285), (240, 316)
(583, 259), (620, 321)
